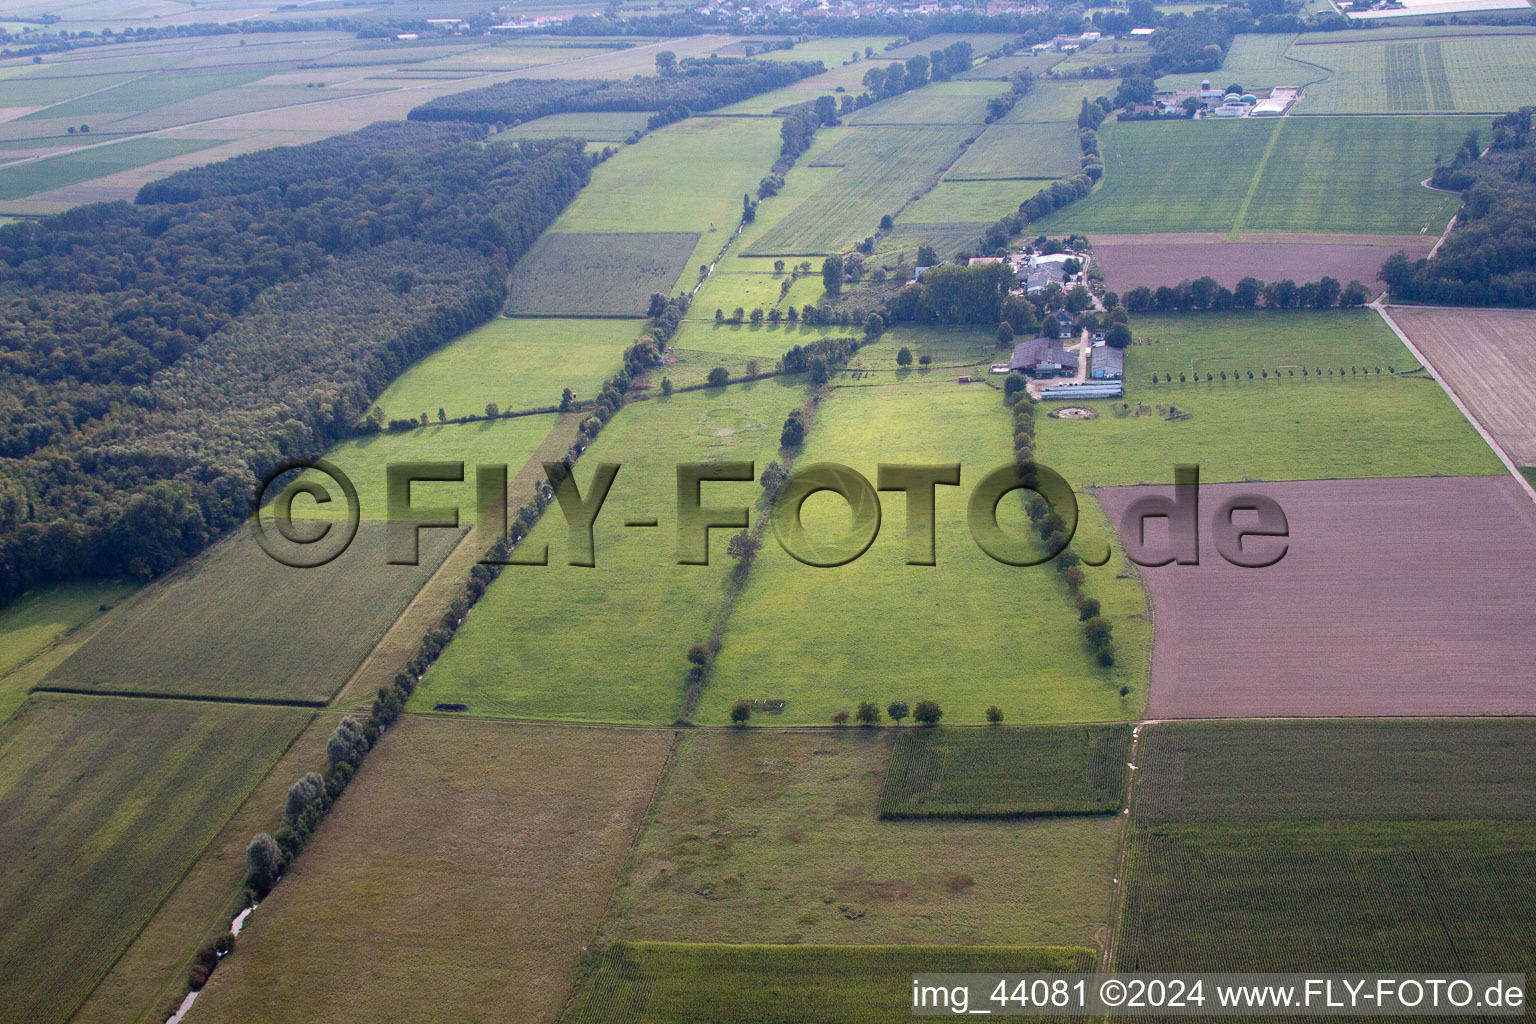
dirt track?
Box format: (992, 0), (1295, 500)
(1096, 475), (1536, 718)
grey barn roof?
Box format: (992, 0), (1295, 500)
(1094, 346), (1124, 373)
(1009, 337), (1078, 372)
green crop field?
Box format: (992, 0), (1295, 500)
(745, 126), (972, 255)
(1125, 310), (1419, 379)
(944, 121), (1082, 180)
(698, 380), (1149, 726)
(506, 231), (700, 316)
(44, 523), (459, 703)
(0, 580), (133, 677)
(550, 117), (785, 275)
(1157, 33), (1330, 92)
(904, 180), (1045, 222)
(879, 725), (1133, 819)
(0, 693), (312, 1024)
(751, 35), (904, 67)
(844, 80), (1009, 125)
(497, 111), (652, 142)
(0, 136), (225, 200)
(413, 379), (811, 723)
(1135, 719), (1536, 825)
(1293, 31), (1536, 113)
(291, 415), (561, 522)
(1034, 116), (1478, 236)
(876, 220), (992, 263)
(601, 730), (1125, 947)
(0, 70), (143, 107)
(19, 66), (269, 120)
(372, 317), (642, 422)
(1001, 80), (1114, 123)
(1117, 719), (1536, 976)
(1118, 821), (1536, 973)
(567, 942), (1097, 1023)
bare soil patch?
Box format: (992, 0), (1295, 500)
(1388, 306), (1536, 465)
(1092, 237), (1432, 293)
(1097, 475), (1536, 718)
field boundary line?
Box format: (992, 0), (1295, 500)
(1101, 721), (1147, 975)
(28, 686), (328, 708)
(1373, 301), (1536, 506)
(1227, 117), (1284, 241)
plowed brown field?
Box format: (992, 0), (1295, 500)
(1097, 475), (1536, 718)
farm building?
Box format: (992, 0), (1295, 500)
(1130, 26), (1156, 36)
(1009, 338), (1078, 378)
(1091, 346), (1123, 379)
(1042, 381), (1124, 399)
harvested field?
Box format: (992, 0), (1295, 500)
(1090, 234), (1430, 293)
(1387, 306), (1536, 466)
(190, 718), (674, 1024)
(0, 693), (312, 1024)
(1096, 475), (1536, 718)
(507, 231), (700, 316)
(604, 730), (1124, 947)
(44, 522), (459, 704)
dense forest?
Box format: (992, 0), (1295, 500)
(0, 123), (592, 601)
(1384, 109), (1536, 307)
(407, 57), (825, 126)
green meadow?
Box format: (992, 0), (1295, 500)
(371, 317), (642, 422)
(413, 379), (811, 723)
(1037, 311), (1501, 486)
(699, 379), (1149, 727)
(0, 580), (133, 677)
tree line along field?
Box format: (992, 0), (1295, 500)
(879, 725), (1133, 819)
(0, 693), (314, 1024)
(370, 317), (646, 424)
(41, 524), (460, 704)
(698, 378), (1149, 727)
(1036, 310), (1503, 487)
(566, 943), (1096, 1024)
(506, 231), (700, 316)
(188, 718), (674, 1024)
(412, 379), (812, 724)
(1115, 720), (1536, 977)
(599, 730), (1125, 950)
(1035, 116), (1484, 238)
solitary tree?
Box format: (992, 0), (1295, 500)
(707, 366), (731, 387)
(855, 701), (882, 726)
(655, 49), (677, 74)
(831, 709), (851, 726)
(887, 700), (909, 725)
(561, 387), (575, 411)
(896, 346), (912, 366)
(997, 321), (1015, 345)
(913, 700), (943, 726)
(437, 407), (447, 423)
(660, 377), (673, 396)
(485, 402), (499, 418)
(727, 531), (760, 564)
(1106, 322), (1133, 349)
(986, 705), (1004, 725)
(730, 700), (752, 726)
